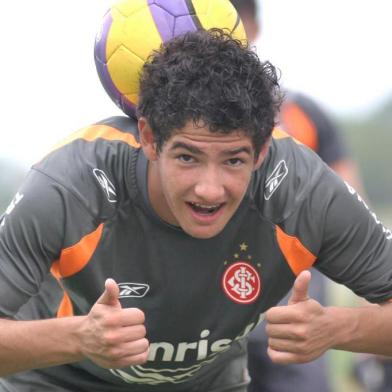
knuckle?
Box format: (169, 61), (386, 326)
(102, 331), (117, 346)
(268, 338), (280, 351)
(292, 309), (306, 323)
(265, 308), (274, 321)
(264, 324), (271, 335)
(133, 324), (147, 338)
(140, 324), (147, 336)
(140, 338), (150, 351)
(267, 349), (280, 364)
(115, 351), (149, 368)
(100, 314), (117, 328)
(133, 308), (145, 323)
(293, 325), (307, 339)
(135, 350), (149, 364)
(106, 346), (122, 360)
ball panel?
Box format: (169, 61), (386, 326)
(94, 12), (125, 114)
(121, 95), (138, 116)
(150, 0), (192, 17)
(192, 0), (247, 42)
(190, 0), (208, 15)
(124, 92), (139, 107)
(107, 7), (162, 64)
(173, 14), (199, 38)
(113, 0), (147, 18)
(149, 0), (199, 42)
(148, 4), (177, 43)
(231, 17), (246, 41)
(107, 46), (144, 96)
(95, 11), (112, 64)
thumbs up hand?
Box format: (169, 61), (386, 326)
(288, 269), (311, 305)
(265, 270), (334, 364)
(96, 278), (122, 308)
(80, 279), (149, 369)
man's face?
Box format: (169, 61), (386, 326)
(140, 119), (268, 239)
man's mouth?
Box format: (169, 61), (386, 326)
(187, 202), (223, 215)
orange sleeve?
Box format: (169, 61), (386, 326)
(275, 225), (317, 276)
(50, 223), (104, 317)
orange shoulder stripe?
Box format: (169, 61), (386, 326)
(279, 102), (318, 151)
(275, 225), (316, 276)
(52, 223), (104, 278)
(55, 290), (74, 318)
(271, 127), (302, 146)
(47, 124), (140, 157)
(50, 223), (104, 318)
(51, 262), (74, 318)
(272, 127), (291, 140)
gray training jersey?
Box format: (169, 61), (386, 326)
(0, 116), (391, 391)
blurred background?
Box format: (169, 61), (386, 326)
(257, 0), (392, 231)
(0, 1), (391, 391)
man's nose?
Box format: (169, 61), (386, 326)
(193, 167), (225, 202)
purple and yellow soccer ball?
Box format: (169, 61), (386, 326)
(94, 0), (247, 118)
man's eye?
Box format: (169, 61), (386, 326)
(178, 154), (194, 163)
(227, 158), (244, 166)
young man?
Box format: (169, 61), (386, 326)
(0, 29), (392, 392)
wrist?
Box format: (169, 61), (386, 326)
(68, 315), (88, 360)
(326, 306), (360, 350)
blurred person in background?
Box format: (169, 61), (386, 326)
(230, 1), (366, 391)
(353, 354), (392, 392)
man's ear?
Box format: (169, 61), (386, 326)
(138, 117), (158, 161)
(254, 137), (271, 170)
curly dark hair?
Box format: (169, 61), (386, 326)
(137, 28), (282, 156)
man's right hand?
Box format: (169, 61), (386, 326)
(80, 278), (149, 369)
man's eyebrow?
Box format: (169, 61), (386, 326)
(222, 147), (252, 156)
(170, 142), (203, 154)
(169, 142), (252, 156)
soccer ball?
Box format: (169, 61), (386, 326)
(94, 0), (247, 118)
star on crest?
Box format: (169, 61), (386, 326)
(240, 242), (248, 251)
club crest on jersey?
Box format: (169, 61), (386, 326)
(264, 160), (288, 200)
(222, 261), (261, 304)
(118, 282), (150, 298)
(93, 168), (117, 203)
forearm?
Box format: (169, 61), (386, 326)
(0, 316), (85, 377)
(329, 302), (392, 356)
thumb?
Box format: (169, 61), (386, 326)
(288, 270), (311, 305)
(96, 278), (121, 308)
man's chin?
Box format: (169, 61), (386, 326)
(182, 223), (225, 239)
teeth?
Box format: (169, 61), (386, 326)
(191, 202), (220, 209)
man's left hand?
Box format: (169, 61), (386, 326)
(265, 270), (335, 364)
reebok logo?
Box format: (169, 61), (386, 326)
(93, 168), (117, 203)
(264, 160), (288, 200)
(118, 283), (150, 298)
